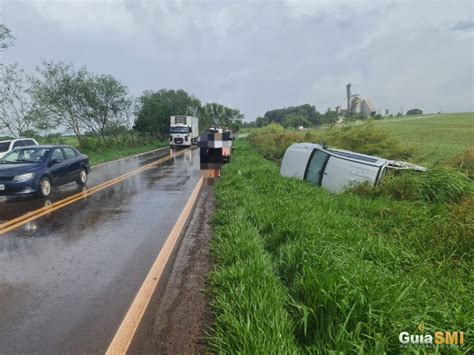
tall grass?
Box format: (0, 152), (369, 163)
(248, 121), (414, 163)
(209, 141), (473, 353)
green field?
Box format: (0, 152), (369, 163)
(372, 113), (474, 166)
(209, 141), (473, 353)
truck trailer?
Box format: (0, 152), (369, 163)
(169, 116), (199, 148)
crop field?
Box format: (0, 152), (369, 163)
(372, 113), (474, 166)
(209, 134), (473, 352)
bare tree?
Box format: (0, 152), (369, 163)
(82, 74), (132, 141)
(0, 64), (37, 137)
(32, 61), (89, 139)
(0, 23), (15, 52)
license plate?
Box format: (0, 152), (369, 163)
(0, 184), (4, 191)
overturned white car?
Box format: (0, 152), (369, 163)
(280, 143), (426, 193)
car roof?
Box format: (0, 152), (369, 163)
(16, 144), (74, 149)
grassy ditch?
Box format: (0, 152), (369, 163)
(209, 140), (473, 353)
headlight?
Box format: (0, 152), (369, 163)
(14, 172), (35, 182)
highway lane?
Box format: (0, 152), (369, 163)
(0, 147), (170, 224)
(0, 148), (200, 353)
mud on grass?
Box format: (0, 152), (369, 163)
(208, 141), (473, 353)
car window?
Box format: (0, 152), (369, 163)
(13, 140), (24, 149)
(305, 149), (330, 186)
(51, 149), (65, 161)
(1, 148), (50, 163)
(63, 147), (77, 160)
(0, 141), (11, 152)
(22, 140), (37, 146)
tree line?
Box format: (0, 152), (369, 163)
(0, 23), (243, 146)
(253, 104), (382, 129)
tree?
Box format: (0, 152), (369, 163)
(32, 61), (90, 139)
(82, 74), (132, 140)
(198, 103), (244, 131)
(0, 64), (39, 137)
(256, 116), (269, 127)
(0, 23), (15, 52)
(263, 104), (321, 127)
(134, 89), (201, 137)
(281, 113), (310, 128)
(406, 108), (423, 115)
(321, 110), (338, 124)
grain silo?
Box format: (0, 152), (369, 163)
(361, 99), (376, 117)
(351, 97), (362, 114)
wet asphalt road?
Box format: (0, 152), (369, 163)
(0, 148), (201, 353)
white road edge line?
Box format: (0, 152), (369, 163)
(105, 175), (204, 355)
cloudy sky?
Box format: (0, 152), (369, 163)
(1, 0), (473, 120)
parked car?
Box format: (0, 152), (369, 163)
(0, 138), (39, 159)
(0, 145), (90, 198)
(280, 143), (426, 193)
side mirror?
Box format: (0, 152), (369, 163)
(50, 158), (63, 165)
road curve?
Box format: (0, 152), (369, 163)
(0, 148), (201, 353)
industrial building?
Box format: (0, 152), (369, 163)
(346, 83), (376, 118)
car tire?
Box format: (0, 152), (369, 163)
(76, 168), (88, 186)
(38, 177), (52, 198)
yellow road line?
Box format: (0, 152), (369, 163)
(106, 176), (203, 355)
(0, 149), (188, 235)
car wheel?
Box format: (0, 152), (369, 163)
(76, 168), (88, 186)
(39, 177), (52, 198)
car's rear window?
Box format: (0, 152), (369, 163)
(22, 140), (37, 146)
(0, 141), (11, 152)
(63, 147), (77, 159)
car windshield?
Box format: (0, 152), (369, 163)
(0, 148), (51, 164)
(0, 141), (11, 152)
(169, 127), (189, 134)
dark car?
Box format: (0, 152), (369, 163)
(0, 145), (90, 198)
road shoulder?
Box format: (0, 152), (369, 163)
(129, 185), (214, 354)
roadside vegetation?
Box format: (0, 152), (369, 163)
(210, 140), (473, 353)
(247, 113), (474, 177)
(0, 23), (243, 167)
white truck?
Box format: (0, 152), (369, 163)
(169, 116), (199, 148)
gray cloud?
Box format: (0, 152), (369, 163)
(1, 0), (473, 121)
(451, 20), (474, 31)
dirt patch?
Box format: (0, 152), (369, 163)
(129, 185), (215, 354)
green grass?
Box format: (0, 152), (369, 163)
(209, 140), (473, 354)
(37, 135), (167, 166)
(247, 113), (474, 177)
(372, 113), (474, 166)
(81, 141), (167, 166)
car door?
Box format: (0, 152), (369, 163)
(62, 147), (81, 182)
(48, 148), (68, 186)
(304, 149), (330, 186)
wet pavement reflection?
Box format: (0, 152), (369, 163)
(0, 148), (200, 353)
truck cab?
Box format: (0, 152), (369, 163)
(169, 116), (199, 148)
